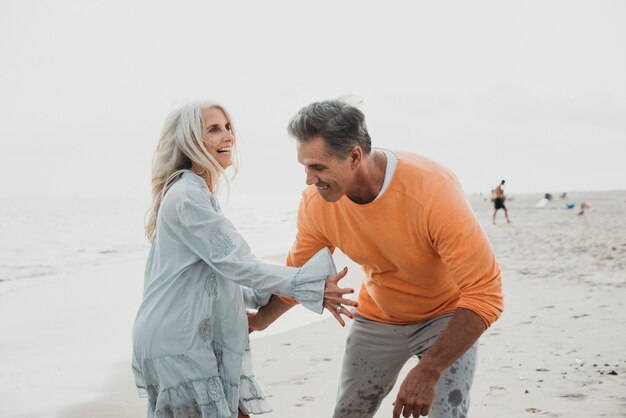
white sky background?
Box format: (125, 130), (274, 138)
(0, 0), (624, 199)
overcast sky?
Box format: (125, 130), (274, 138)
(1, 0), (624, 199)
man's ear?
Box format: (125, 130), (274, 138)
(350, 146), (362, 167)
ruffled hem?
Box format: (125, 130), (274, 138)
(133, 347), (273, 417)
(137, 376), (235, 418)
(136, 375), (273, 418)
(238, 374), (272, 415)
(291, 247), (337, 314)
(239, 397), (272, 415)
(148, 397), (232, 418)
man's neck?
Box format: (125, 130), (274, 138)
(346, 150), (387, 204)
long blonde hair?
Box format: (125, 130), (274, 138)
(145, 100), (238, 241)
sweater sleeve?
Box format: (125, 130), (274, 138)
(426, 175), (504, 327)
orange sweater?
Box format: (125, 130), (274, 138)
(285, 151), (503, 327)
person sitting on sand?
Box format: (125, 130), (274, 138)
(249, 100), (504, 418)
(131, 100), (357, 418)
(578, 201), (592, 215)
(493, 179), (511, 224)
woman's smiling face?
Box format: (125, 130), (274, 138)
(202, 107), (235, 169)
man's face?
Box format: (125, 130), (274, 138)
(297, 136), (354, 202)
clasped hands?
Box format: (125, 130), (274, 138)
(248, 266), (357, 332)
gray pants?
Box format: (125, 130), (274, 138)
(333, 313), (477, 418)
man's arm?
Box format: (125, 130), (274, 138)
(392, 307), (485, 418)
(392, 177), (503, 417)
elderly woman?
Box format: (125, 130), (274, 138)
(132, 101), (355, 418)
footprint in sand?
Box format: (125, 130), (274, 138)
(291, 377), (310, 385)
(486, 386), (507, 396)
(560, 393), (586, 400)
(294, 396), (315, 407)
(525, 408), (558, 417)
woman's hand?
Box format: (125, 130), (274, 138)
(323, 267), (358, 326)
(247, 310), (269, 334)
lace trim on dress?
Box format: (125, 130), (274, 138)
(197, 318), (214, 341)
(205, 267), (218, 298)
(207, 227), (236, 259)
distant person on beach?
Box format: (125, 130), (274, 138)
(492, 180), (511, 224)
(131, 101), (356, 418)
(249, 100), (504, 418)
(578, 201), (592, 215)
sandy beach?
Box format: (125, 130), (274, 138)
(1, 191), (625, 418)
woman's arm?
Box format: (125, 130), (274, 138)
(171, 191), (355, 314)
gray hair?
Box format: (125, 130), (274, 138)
(287, 100), (371, 159)
(145, 100), (237, 241)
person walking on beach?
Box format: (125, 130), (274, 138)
(492, 179), (511, 224)
(249, 100), (503, 418)
(131, 100), (357, 418)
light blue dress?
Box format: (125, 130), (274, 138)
(132, 172), (336, 418)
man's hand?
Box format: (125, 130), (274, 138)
(392, 365), (440, 417)
(323, 266), (358, 326)
(392, 308), (487, 417)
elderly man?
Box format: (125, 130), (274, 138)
(251, 100), (503, 418)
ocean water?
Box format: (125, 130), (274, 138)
(0, 193), (301, 295)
